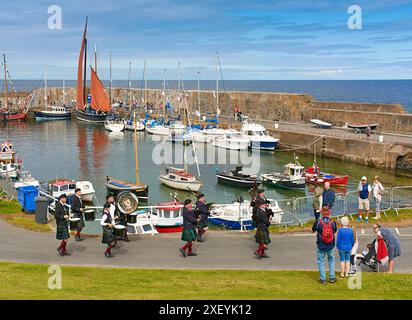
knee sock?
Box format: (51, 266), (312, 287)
(76, 230), (81, 237)
(198, 229), (205, 237)
(256, 244), (264, 255)
(59, 240), (65, 250)
(105, 245), (112, 254)
(61, 240), (67, 252)
(187, 242), (193, 254)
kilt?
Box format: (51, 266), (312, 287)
(102, 226), (115, 244)
(181, 228), (197, 242)
(74, 212), (85, 230)
(56, 223), (70, 240)
(197, 215), (208, 230)
(255, 229), (271, 245)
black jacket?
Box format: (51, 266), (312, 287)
(182, 207), (197, 229)
(71, 195), (83, 214)
(195, 201), (210, 218)
(256, 207), (270, 231)
(55, 201), (67, 226)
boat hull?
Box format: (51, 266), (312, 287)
(105, 181), (149, 201)
(1, 112), (27, 121)
(216, 174), (261, 188)
(305, 175), (349, 186)
(249, 140), (278, 151)
(105, 123), (125, 132)
(76, 109), (106, 123)
(261, 177), (306, 190)
(213, 140), (249, 150)
(35, 111), (71, 120)
(155, 225), (183, 233)
(159, 176), (202, 192)
(146, 126), (170, 136)
(209, 217), (253, 230)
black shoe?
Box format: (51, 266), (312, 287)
(57, 247), (64, 257)
(197, 237), (204, 242)
(319, 280), (327, 285)
(179, 248), (187, 258)
(254, 252), (262, 260)
(261, 254), (270, 258)
(105, 252), (112, 258)
(63, 251), (71, 256)
(123, 237), (130, 242)
(187, 253), (197, 257)
(75, 236), (84, 242)
(329, 278), (337, 283)
(109, 253), (115, 258)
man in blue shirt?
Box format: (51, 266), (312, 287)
(322, 182), (335, 209)
(312, 206), (338, 285)
(357, 176), (372, 223)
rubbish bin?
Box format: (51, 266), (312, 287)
(35, 196), (50, 224)
(17, 186), (39, 213)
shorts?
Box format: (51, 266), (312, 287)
(358, 198), (370, 211)
(339, 250), (351, 262)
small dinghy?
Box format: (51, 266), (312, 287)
(216, 166), (262, 188)
(209, 199), (283, 230)
(347, 123), (378, 133)
(105, 177), (149, 201)
(261, 159), (305, 190)
(310, 119), (332, 129)
(159, 166), (201, 192)
(304, 165), (348, 186)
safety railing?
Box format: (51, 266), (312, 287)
(391, 186), (412, 214)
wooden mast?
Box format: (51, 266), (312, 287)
(94, 44), (97, 73)
(44, 68), (48, 110)
(109, 51), (112, 105)
(133, 110), (140, 185)
(128, 61), (132, 112)
(215, 52), (219, 116)
(3, 54), (8, 109)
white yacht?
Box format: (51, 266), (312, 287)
(213, 129), (249, 150)
(241, 122), (279, 150)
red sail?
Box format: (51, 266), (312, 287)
(90, 66), (111, 112)
(76, 20), (87, 110)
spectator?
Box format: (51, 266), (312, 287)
(322, 182), (335, 209)
(312, 186), (323, 220)
(372, 176), (385, 220)
(337, 216), (355, 278)
(373, 224), (401, 273)
(312, 206), (338, 285)
(357, 176), (372, 223)
(349, 227), (358, 275)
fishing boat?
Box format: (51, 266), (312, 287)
(34, 69), (71, 120)
(1, 54), (28, 121)
(209, 199), (284, 230)
(150, 200), (184, 233)
(75, 19), (111, 123)
(48, 178), (96, 202)
(304, 165), (349, 186)
(0, 141), (19, 178)
(260, 159), (305, 190)
(159, 166), (201, 192)
(13, 170), (39, 189)
(347, 123), (379, 133)
(241, 122), (279, 150)
(216, 166), (262, 188)
(213, 129), (249, 150)
(310, 119), (332, 129)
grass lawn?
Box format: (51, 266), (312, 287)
(0, 199), (51, 232)
(1, 262), (412, 300)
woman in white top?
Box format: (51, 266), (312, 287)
(372, 176), (385, 220)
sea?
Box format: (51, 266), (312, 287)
(6, 79), (412, 113)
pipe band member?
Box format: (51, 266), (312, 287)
(179, 199), (198, 258)
(55, 194), (71, 256)
(251, 189), (267, 228)
(254, 198), (271, 259)
(101, 194), (116, 258)
(71, 188), (85, 242)
(195, 194), (210, 242)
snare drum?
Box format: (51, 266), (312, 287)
(114, 224), (126, 238)
(69, 218), (81, 231)
(126, 213), (137, 224)
(84, 209), (96, 221)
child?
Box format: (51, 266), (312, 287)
(336, 216), (355, 278)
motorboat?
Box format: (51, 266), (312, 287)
(75, 180), (96, 202)
(13, 170), (39, 189)
(261, 159), (306, 190)
(213, 129), (249, 150)
(166, 131), (192, 145)
(192, 127), (225, 143)
(0, 141), (19, 179)
(159, 166), (202, 192)
(209, 199), (284, 230)
(216, 166), (262, 188)
(104, 117), (125, 132)
(149, 201), (184, 233)
(241, 122), (279, 150)
(310, 119), (332, 129)
(48, 178), (96, 202)
(35, 106), (71, 120)
(304, 165), (348, 186)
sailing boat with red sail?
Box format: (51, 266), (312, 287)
(75, 18), (111, 123)
(0, 54), (28, 121)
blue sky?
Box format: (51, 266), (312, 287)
(1, 0), (412, 80)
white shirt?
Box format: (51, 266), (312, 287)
(372, 182), (384, 198)
(100, 203), (116, 226)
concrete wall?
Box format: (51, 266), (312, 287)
(313, 101), (406, 114)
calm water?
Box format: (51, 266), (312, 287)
(2, 120), (411, 233)
(7, 80), (412, 113)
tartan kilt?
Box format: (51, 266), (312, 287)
(74, 213), (85, 229)
(255, 229), (271, 245)
(181, 228), (197, 242)
(197, 220), (208, 230)
(102, 226), (115, 244)
(56, 223), (70, 240)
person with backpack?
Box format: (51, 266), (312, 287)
(312, 206), (338, 285)
(322, 182), (335, 209)
(336, 216), (355, 278)
(357, 176), (372, 223)
(312, 186), (323, 220)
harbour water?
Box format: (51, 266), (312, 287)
(8, 79), (412, 113)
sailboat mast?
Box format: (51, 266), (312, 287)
(109, 51), (112, 105)
(128, 61), (132, 112)
(44, 68), (48, 110)
(216, 52), (219, 115)
(63, 79), (65, 105)
(162, 68), (166, 118)
(144, 61), (147, 108)
(3, 54), (8, 109)
(197, 71), (200, 114)
(94, 44), (97, 73)
(133, 111), (140, 185)
(83, 28), (87, 106)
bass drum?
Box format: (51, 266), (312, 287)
(116, 191), (139, 214)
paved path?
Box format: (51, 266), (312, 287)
(0, 219), (411, 272)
